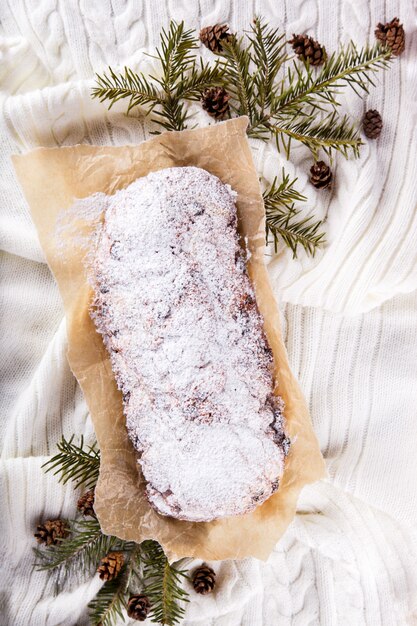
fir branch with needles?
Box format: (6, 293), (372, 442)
(92, 21), (225, 132)
(274, 42), (392, 115)
(88, 543), (140, 626)
(271, 110), (361, 160)
(263, 171), (325, 257)
(91, 16), (395, 257)
(34, 518), (118, 583)
(92, 17), (392, 148)
(88, 567), (128, 626)
(217, 19), (392, 152)
(42, 435), (100, 490)
(141, 540), (190, 625)
(36, 436), (191, 626)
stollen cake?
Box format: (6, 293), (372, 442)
(89, 166), (289, 522)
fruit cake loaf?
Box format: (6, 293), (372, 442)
(90, 166), (289, 522)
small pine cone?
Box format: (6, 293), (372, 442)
(199, 24), (233, 53)
(363, 109), (383, 139)
(97, 551), (124, 581)
(34, 519), (69, 546)
(192, 564), (216, 595)
(289, 34), (326, 66)
(127, 594), (151, 622)
(77, 488), (95, 517)
(375, 17), (405, 56)
(201, 87), (230, 120)
(309, 161), (332, 189)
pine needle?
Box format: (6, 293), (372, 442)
(42, 435), (100, 490)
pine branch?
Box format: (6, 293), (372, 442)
(91, 19), (395, 257)
(88, 543), (139, 626)
(219, 36), (255, 122)
(156, 21), (197, 91)
(177, 58), (225, 100)
(34, 518), (117, 580)
(248, 16), (288, 111)
(92, 21), (224, 132)
(263, 171), (325, 257)
(275, 43), (392, 116)
(42, 435), (100, 490)
(271, 110), (362, 159)
(91, 67), (161, 114)
(141, 540), (189, 625)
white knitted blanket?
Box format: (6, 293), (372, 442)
(1, 1), (417, 624)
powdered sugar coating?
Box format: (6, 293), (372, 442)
(89, 166), (288, 522)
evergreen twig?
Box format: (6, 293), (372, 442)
(92, 21), (225, 132)
(264, 171), (325, 257)
(92, 17), (395, 256)
(88, 543), (140, 626)
(42, 435), (100, 490)
(141, 540), (189, 625)
(271, 110), (361, 159)
(34, 518), (117, 580)
(39, 434), (191, 625)
(275, 42), (392, 115)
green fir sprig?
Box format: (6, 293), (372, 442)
(88, 543), (140, 626)
(263, 170), (325, 257)
(34, 517), (117, 578)
(92, 21), (224, 132)
(42, 435), (100, 489)
(141, 540), (190, 625)
(91, 17), (394, 257)
(36, 437), (190, 626)
(219, 18), (391, 155)
(92, 17), (391, 155)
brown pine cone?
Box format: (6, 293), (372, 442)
(310, 161), (332, 189)
(199, 24), (233, 53)
(127, 594), (151, 622)
(192, 564), (216, 595)
(201, 87), (230, 120)
(375, 17), (405, 56)
(77, 488), (95, 517)
(289, 34), (326, 66)
(97, 551), (124, 581)
(34, 519), (69, 546)
(363, 109), (383, 139)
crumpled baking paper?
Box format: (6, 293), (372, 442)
(13, 116), (326, 561)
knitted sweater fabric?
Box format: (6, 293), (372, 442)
(1, 0), (417, 624)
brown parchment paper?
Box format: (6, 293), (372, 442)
(13, 117), (326, 561)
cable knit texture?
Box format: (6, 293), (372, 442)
(1, 1), (417, 625)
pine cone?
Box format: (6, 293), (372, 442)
(201, 87), (230, 120)
(309, 161), (332, 189)
(363, 109), (383, 139)
(77, 488), (95, 517)
(289, 34), (326, 66)
(97, 551), (124, 581)
(192, 564), (216, 595)
(34, 519), (69, 546)
(375, 17), (405, 56)
(127, 594), (151, 622)
(199, 24), (233, 53)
